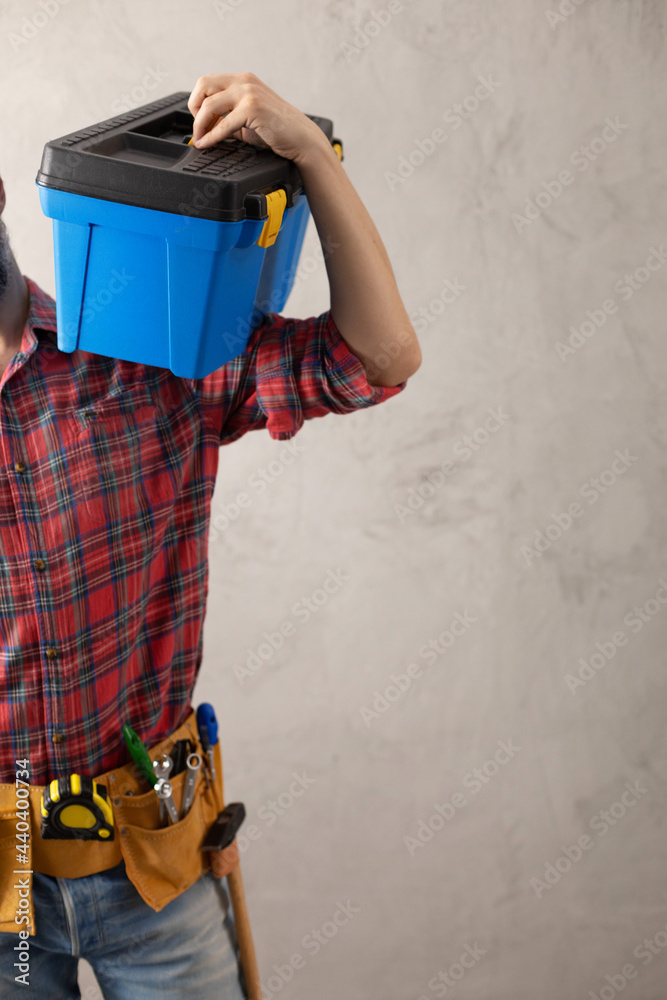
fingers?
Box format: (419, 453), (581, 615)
(193, 106), (247, 148)
(187, 73), (236, 118)
(191, 91), (237, 144)
(187, 72), (266, 149)
(187, 71), (259, 118)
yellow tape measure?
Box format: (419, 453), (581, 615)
(40, 773), (114, 841)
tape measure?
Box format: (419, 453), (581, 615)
(40, 774), (114, 841)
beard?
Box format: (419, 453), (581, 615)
(0, 218), (12, 304)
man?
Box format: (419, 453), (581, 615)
(0, 73), (421, 998)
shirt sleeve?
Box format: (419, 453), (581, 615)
(195, 309), (408, 445)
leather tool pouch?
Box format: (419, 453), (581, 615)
(111, 733), (225, 912)
(0, 803), (35, 935)
(0, 711), (234, 934)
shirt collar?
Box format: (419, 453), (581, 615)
(20, 275), (58, 357)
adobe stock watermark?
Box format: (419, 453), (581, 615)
(404, 739), (521, 856)
(13, 757), (32, 984)
(82, 268), (135, 325)
(512, 117), (629, 233)
(359, 609), (477, 726)
(410, 278), (468, 335)
(200, 232), (339, 361)
(236, 771), (317, 855)
(110, 66), (169, 115)
(385, 75), (502, 191)
(520, 448), (638, 567)
(209, 438), (307, 542)
(546, 0), (589, 29)
(395, 406), (510, 523)
(217, 280), (282, 359)
(53, 268), (136, 350)
(556, 246), (667, 363)
(79, 972), (105, 1000)
(589, 918), (667, 1000)
(8, 0), (72, 53)
(565, 578), (667, 694)
(222, 233), (341, 356)
(260, 900), (360, 999)
(340, 1), (405, 63)
(361, 275), (467, 384)
(89, 930), (154, 997)
(529, 779), (648, 898)
(362, 323), (422, 384)
(418, 942), (487, 999)
(281, 233), (341, 302)
(233, 568), (350, 684)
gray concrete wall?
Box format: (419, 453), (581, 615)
(2, 0), (666, 997)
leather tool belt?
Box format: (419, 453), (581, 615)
(0, 709), (229, 936)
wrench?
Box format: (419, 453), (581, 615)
(181, 753), (201, 819)
(154, 777), (179, 825)
(153, 753), (173, 825)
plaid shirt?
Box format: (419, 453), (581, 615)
(0, 277), (406, 784)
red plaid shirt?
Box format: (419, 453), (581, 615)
(0, 277), (406, 784)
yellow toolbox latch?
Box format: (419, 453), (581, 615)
(257, 188), (287, 249)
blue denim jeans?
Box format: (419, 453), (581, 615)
(0, 860), (247, 998)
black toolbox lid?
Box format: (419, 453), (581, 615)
(35, 91), (338, 223)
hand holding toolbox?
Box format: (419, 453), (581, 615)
(35, 92), (343, 378)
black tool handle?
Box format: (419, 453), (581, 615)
(202, 802), (246, 851)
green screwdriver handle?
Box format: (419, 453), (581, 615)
(122, 724), (157, 787)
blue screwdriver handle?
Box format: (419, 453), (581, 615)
(196, 703), (218, 749)
(196, 703), (219, 788)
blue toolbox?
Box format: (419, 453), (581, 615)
(36, 92), (342, 377)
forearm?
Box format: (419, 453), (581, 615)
(187, 72), (421, 385)
(294, 134), (422, 387)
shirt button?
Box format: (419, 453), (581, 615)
(51, 733), (65, 744)
(45, 648), (58, 660)
(14, 461), (26, 473)
(33, 558), (46, 571)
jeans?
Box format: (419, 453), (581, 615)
(0, 860), (247, 999)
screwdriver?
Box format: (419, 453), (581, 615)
(122, 724), (157, 788)
(196, 703), (218, 784)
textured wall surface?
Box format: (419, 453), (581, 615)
(2, 0), (666, 997)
